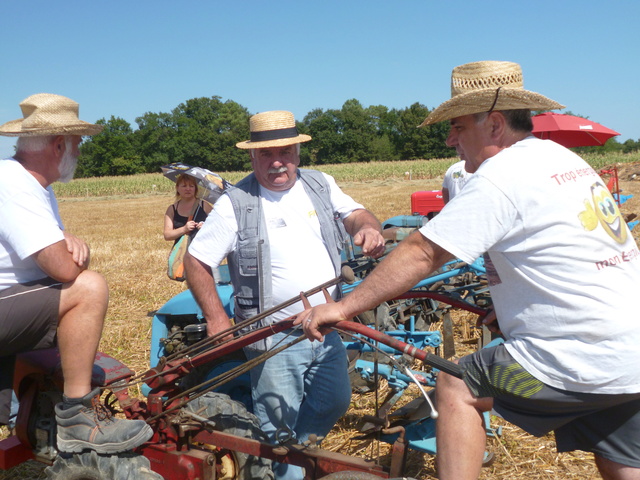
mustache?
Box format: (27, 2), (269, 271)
(267, 167), (288, 174)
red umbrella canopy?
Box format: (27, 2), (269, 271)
(531, 112), (620, 148)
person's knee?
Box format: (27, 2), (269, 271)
(595, 454), (640, 480)
(332, 381), (352, 416)
(436, 371), (491, 412)
(60, 270), (109, 315)
(436, 371), (465, 400)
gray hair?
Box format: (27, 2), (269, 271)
(16, 135), (58, 153)
(474, 109), (533, 133)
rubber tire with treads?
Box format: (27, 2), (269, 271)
(185, 392), (274, 480)
(319, 472), (418, 480)
(45, 450), (164, 480)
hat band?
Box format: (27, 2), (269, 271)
(250, 127), (299, 143)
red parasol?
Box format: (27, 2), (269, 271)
(532, 112), (620, 148)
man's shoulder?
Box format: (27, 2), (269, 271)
(298, 169), (333, 192)
(0, 159), (35, 197)
(298, 168), (329, 180)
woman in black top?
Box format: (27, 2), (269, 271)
(163, 174), (212, 245)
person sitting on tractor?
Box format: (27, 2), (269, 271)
(0, 94), (152, 453)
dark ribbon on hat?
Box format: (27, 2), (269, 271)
(488, 87), (502, 113)
(250, 127), (299, 142)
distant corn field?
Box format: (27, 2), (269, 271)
(54, 153), (640, 198)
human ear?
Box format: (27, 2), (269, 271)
(52, 135), (66, 157)
(488, 112), (505, 137)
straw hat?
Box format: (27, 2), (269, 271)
(0, 93), (103, 137)
(236, 110), (311, 149)
(420, 61), (565, 126)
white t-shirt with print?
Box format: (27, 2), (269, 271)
(421, 137), (640, 394)
(190, 172), (364, 322)
(442, 160), (471, 201)
(0, 158), (65, 290)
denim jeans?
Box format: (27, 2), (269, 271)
(245, 329), (351, 480)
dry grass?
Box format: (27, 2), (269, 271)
(2, 167), (640, 479)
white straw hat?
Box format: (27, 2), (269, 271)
(420, 61), (565, 126)
(236, 110), (311, 149)
(0, 93), (103, 137)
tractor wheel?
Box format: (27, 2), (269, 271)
(185, 392), (274, 480)
(319, 472), (418, 480)
(45, 451), (163, 480)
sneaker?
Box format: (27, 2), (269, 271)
(55, 387), (153, 454)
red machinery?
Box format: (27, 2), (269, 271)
(1, 267), (484, 479)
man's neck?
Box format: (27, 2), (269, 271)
(14, 152), (54, 188)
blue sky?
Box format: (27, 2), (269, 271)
(2, 1), (639, 159)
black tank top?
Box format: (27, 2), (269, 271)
(172, 201), (208, 242)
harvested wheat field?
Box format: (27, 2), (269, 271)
(2, 166), (640, 480)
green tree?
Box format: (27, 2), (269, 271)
(366, 105), (399, 161)
(300, 107), (345, 165)
(78, 116), (141, 177)
(134, 97), (251, 173)
(394, 103), (455, 159)
(622, 139), (640, 153)
(134, 111), (176, 172)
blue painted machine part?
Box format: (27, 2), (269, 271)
(381, 215), (429, 229)
(354, 360), (437, 389)
(144, 278), (236, 397)
(344, 326), (442, 353)
(614, 193), (633, 205)
(341, 256), (486, 297)
(380, 411), (495, 456)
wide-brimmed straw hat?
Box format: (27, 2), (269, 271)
(0, 93), (103, 137)
(420, 61), (565, 126)
(236, 110), (311, 149)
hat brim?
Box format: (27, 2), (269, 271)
(420, 88), (565, 126)
(0, 119), (103, 137)
(236, 134), (312, 150)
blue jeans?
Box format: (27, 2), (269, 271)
(245, 329), (351, 480)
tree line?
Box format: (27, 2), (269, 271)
(77, 96), (640, 178)
(76, 96), (455, 177)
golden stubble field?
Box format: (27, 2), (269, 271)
(3, 171), (640, 480)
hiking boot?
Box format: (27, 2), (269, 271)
(55, 387), (153, 454)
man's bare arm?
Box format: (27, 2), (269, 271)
(33, 239), (86, 283)
(63, 231), (90, 268)
(296, 231), (454, 341)
(184, 253), (233, 338)
(343, 209), (385, 258)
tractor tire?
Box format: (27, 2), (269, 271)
(45, 450), (163, 480)
(319, 472), (418, 480)
(184, 392), (274, 480)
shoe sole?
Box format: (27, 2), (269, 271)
(56, 424), (153, 454)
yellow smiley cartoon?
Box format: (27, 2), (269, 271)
(579, 182), (627, 244)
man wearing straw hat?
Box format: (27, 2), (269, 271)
(297, 61), (640, 480)
(0, 94), (153, 453)
(186, 110), (385, 479)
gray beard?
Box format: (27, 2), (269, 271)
(58, 150), (78, 183)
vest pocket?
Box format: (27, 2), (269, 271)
(237, 246), (258, 276)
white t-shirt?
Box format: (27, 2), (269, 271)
(442, 160), (471, 201)
(190, 172), (364, 321)
(421, 137), (640, 394)
(0, 158), (65, 290)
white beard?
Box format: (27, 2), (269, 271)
(58, 148), (78, 183)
